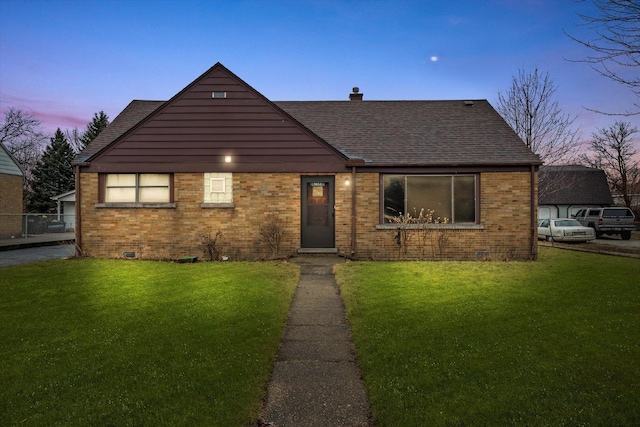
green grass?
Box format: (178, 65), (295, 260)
(335, 247), (640, 426)
(0, 259), (298, 426)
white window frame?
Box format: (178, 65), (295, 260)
(202, 173), (234, 208)
(99, 173), (174, 208)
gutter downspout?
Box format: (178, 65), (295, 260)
(530, 165), (537, 259)
(74, 164), (82, 257)
(350, 166), (357, 256)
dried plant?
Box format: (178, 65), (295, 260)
(259, 214), (287, 258)
(389, 208), (449, 260)
(432, 217), (451, 261)
(413, 208), (434, 261)
(388, 211), (412, 259)
(201, 231), (222, 261)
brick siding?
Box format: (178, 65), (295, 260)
(79, 171), (536, 261)
(0, 173), (24, 238)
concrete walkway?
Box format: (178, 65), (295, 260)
(260, 255), (371, 426)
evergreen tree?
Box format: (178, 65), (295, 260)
(79, 110), (109, 150)
(26, 128), (75, 212)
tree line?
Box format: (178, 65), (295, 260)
(0, 110), (109, 212)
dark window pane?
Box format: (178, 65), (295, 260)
(383, 175), (405, 221)
(408, 176), (451, 221)
(454, 176), (476, 222)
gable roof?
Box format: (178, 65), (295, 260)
(276, 100), (541, 166)
(75, 100), (164, 163)
(51, 189), (76, 202)
(0, 142), (25, 176)
(76, 63), (348, 173)
(75, 63), (540, 172)
(539, 165), (613, 205)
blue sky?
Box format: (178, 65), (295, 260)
(1, 0), (637, 144)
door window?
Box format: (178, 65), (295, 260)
(306, 182), (329, 226)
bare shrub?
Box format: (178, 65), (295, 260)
(259, 214), (287, 258)
(388, 212), (412, 259)
(201, 231), (222, 261)
(389, 209), (450, 260)
(432, 217), (451, 261)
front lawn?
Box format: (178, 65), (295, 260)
(335, 247), (640, 426)
(0, 259), (298, 426)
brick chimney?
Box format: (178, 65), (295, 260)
(349, 87), (363, 101)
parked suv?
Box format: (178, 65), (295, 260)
(573, 207), (636, 240)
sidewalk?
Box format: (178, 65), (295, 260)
(260, 255), (371, 426)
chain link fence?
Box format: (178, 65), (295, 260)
(0, 213), (75, 240)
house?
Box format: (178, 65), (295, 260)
(538, 165), (613, 219)
(51, 190), (76, 231)
(73, 63), (541, 261)
(0, 142), (25, 238)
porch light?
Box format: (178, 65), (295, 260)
(345, 178), (350, 186)
(224, 155), (232, 163)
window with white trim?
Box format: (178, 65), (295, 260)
(104, 173), (171, 203)
(203, 173), (233, 204)
(383, 174), (477, 223)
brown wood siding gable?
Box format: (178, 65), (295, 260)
(86, 63), (348, 173)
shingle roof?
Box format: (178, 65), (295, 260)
(74, 100), (164, 163)
(539, 165), (613, 205)
(75, 98), (540, 167)
(275, 100), (541, 166)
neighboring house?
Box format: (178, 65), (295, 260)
(538, 165), (613, 219)
(73, 63), (541, 261)
(0, 142), (25, 238)
(51, 190), (76, 231)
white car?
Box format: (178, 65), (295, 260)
(538, 218), (596, 242)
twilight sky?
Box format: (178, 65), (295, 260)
(1, 0), (638, 149)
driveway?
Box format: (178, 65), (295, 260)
(0, 245), (75, 268)
(592, 235), (640, 249)
(541, 231), (640, 258)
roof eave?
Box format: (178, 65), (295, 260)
(347, 160), (542, 168)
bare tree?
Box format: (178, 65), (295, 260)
(565, 0), (640, 115)
(0, 108), (47, 181)
(497, 67), (581, 165)
(64, 127), (83, 153)
(580, 121), (639, 208)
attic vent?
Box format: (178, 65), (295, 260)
(464, 100), (474, 106)
(212, 91), (227, 99)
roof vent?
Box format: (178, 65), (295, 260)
(464, 100), (474, 106)
(349, 87), (363, 101)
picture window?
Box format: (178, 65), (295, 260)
(383, 174), (477, 223)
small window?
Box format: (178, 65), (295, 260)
(203, 173), (233, 205)
(104, 173), (172, 203)
(212, 91), (227, 99)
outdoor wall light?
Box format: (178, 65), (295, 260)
(224, 155), (232, 163)
(345, 178), (350, 186)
